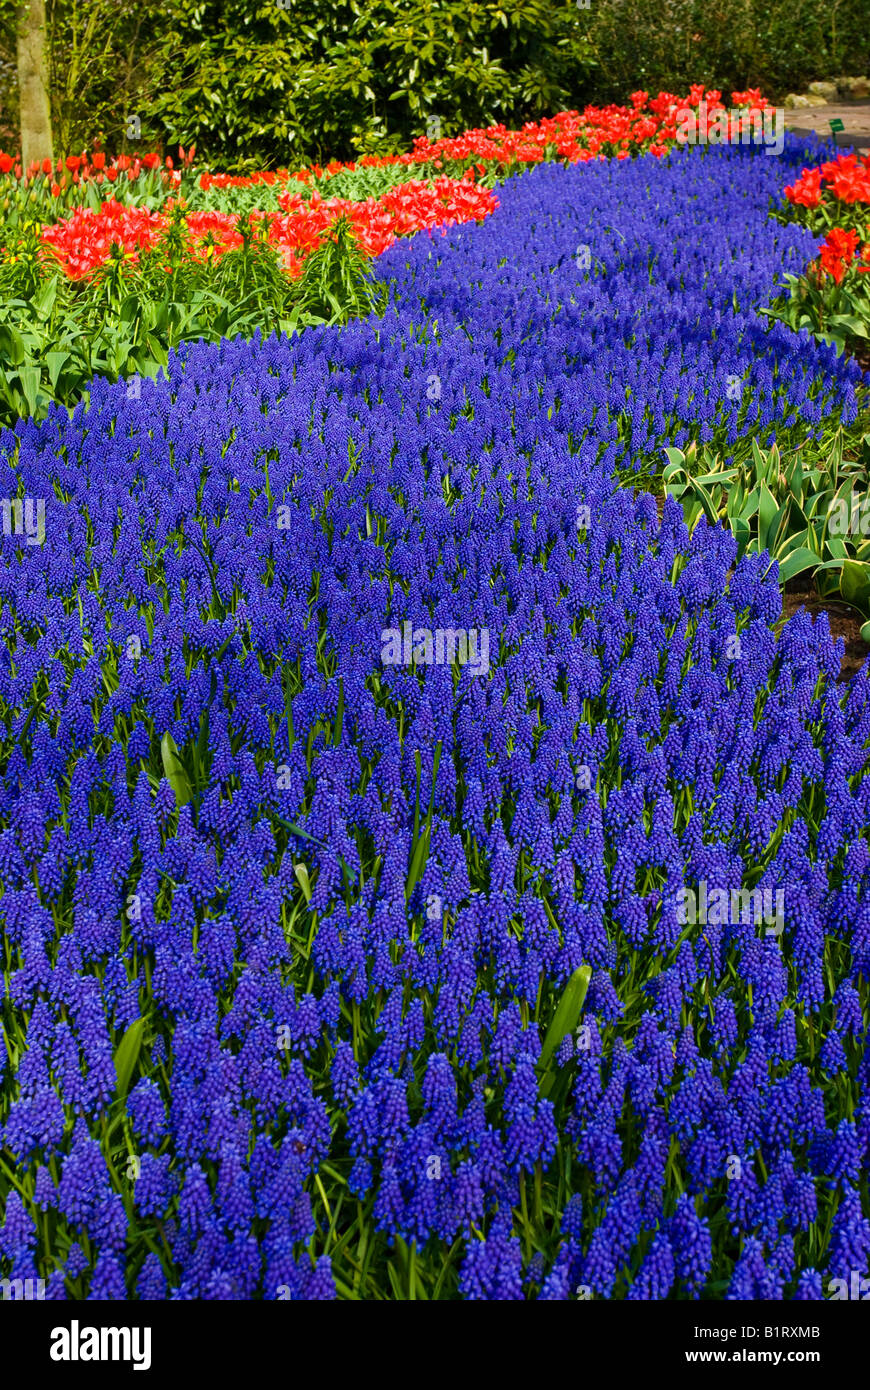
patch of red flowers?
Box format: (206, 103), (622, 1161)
(0, 144), (197, 191)
(817, 227), (860, 283)
(39, 177), (499, 280)
(811, 226), (870, 288)
(784, 154), (870, 290)
(41, 202), (164, 278)
(785, 153), (870, 210)
(272, 174), (498, 271)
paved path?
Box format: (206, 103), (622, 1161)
(783, 102), (870, 151)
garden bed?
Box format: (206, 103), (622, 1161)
(0, 97), (869, 1305)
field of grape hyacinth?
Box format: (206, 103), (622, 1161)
(1, 127), (870, 1305)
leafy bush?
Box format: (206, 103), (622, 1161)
(0, 0), (165, 154)
(3, 0), (869, 167)
(138, 0), (869, 169)
(144, 0), (597, 169)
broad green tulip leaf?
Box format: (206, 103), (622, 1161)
(758, 481), (777, 549)
(776, 547), (821, 583)
(45, 351), (70, 390)
(841, 559), (870, 611)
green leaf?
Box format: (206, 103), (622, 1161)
(787, 453), (803, 504)
(538, 964), (592, 1097)
(686, 476), (720, 526)
(160, 731), (192, 807)
(841, 559), (870, 612)
(0, 324), (26, 366)
(766, 498), (793, 555)
(751, 438), (767, 490)
(828, 429), (844, 487)
(31, 276), (58, 320)
(333, 676), (344, 745)
(294, 861), (312, 902)
(829, 314), (870, 340)
(45, 351), (70, 390)
(406, 742), (442, 900)
(737, 485), (760, 524)
(114, 1017), (145, 1100)
(758, 481), (777, 550)
(776, 547), (821, 583)
(826, 534), (848, 560)
(18, 365), (42, 417)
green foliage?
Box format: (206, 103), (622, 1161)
(308, 162), (423, 201)
(538, 964), (591, 1100)
(108, 0), (870, 169)
(663, 432), (870, 638)
(143, 0), (597, 169)
(3, 0), (869, 166)
(0, 0), (166, 155)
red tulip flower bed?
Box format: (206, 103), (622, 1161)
(39, 174), (498, 280)
(1, 86), (768, 220)
(785, 152), (870, 216)
(199, 85), (773, 186)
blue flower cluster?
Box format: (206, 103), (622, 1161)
(0, 140), (867, 1301)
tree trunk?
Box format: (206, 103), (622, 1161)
(16, 0), (53, 166)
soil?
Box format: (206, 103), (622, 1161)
(852, 342), (870, 375)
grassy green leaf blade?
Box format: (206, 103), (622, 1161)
(538, 963), (591, 1096)
(114, 1017), (146, 1101)
(160, 731), (192, 807)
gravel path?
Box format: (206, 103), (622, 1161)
(783, 102), (870, 150)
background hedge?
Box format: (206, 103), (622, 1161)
(0, 0), (868, 166)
